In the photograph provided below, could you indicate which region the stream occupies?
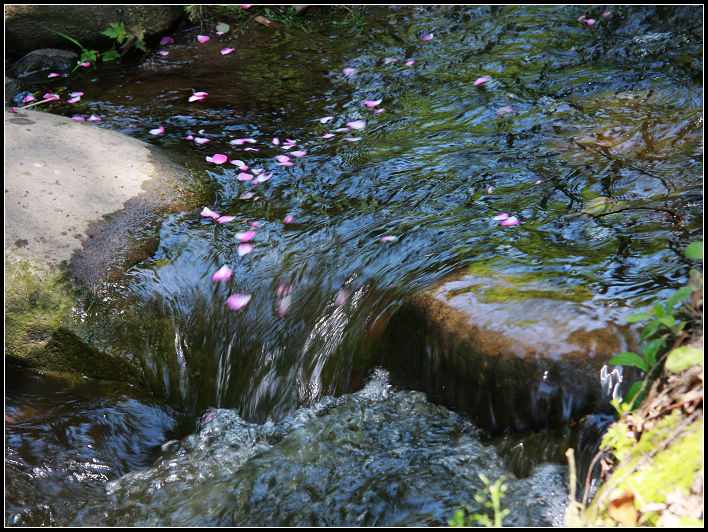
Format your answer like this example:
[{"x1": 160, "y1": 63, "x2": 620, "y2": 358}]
[{"x1": 5, "y1": 5, "x2": 703, "y2": 526}]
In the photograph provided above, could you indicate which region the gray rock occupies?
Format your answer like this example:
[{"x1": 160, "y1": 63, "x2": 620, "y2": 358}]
[
  {"x1": 5, "y1": 107, "x2": 206, "y2": 387},
  {"x1": 377, "y1": 270, "x2": 640, "y2": 434},
  {"x1": 6, "y1": 48, "x2": 79, "y2": 79},
  {"x1": 5, "y1": 5, "x2": 184, "y2": 57}
]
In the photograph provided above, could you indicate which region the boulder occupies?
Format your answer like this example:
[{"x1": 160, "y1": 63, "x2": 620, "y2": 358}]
[
  {"x1": 5, "y1": 5, "x2": 185, "y2": 57},
  {"x1": 377, "y1": 270, "x2": 640, "y2": 434},
  {"x1": 5, "y1": 107, "x2": 207, "y2": 387},
  {"x1": 6, "y1": 48, "x2": 79, "y2": 80}
]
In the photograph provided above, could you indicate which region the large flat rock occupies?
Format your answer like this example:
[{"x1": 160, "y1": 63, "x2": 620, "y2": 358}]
[
  {"x1": 5, "y1": 106, "x2": 204, "y2": 384},
  {"x1": 378, "y1": 270, "x2": 641, "y2": 433}
]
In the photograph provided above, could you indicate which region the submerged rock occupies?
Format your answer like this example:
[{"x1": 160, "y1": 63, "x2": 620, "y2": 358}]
[{"x1": 378, "y1": 269, "x2": 640, "y2": 433}]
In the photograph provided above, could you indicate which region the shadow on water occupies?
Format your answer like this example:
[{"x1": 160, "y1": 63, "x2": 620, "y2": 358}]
[{"x1": 5, "y1": 5, "x2": 702, "y2": 526}]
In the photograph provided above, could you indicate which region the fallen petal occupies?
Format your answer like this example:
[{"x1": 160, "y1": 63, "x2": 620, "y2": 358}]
[
  {"x1": 346, "y1": 120, "x2": 366, "y2": 130},
  {"x1": 496, "y1": 105, "x2": 514, "y2": 115},
  {"x1": 276, "y1": 284, "x2": 293, "y2": 296},
  {"x1": 209, "y1": 154, "x2": 228, "y2": 164},
  {"x1": 71, "y1": 116, "x2": 84, "y2": 121},
  {"x1": 364, "y1": 99, "x2": 382, "y2": 108},
  {"x1": 473, "y1": 75, "x2": 491, "y2": 86},
  {"x1": 380, "y1": 235, "x2": 398, "y2": 242},
  {"x1": 217, "y1": 215, "x2": 235, "y2": 223},
  {"x1": 254, "y1": 172, "x2": 272, "y2": 184},
  {"x1": 493, "y1": 213, "x2": 510, "y2": 221},
  {"x1": 197, "y1": 35, "x2": 210, "y2": 43},
  {"x1": 374, "y1": 108, "x2": 385, "y2": 114},
  {"x1": 234, "y1": 243, "x2": 253, "y2": 258},
  {"x1": 321, "y1": 133, "x2": 335, "y2": 138},
  {"x1": 244, "y1": 147, "x2": 259, "y2": 151},
  {"x1": 405, "y1": 59, "x2": 416, "y2": 66},
  {"x1": 275, "y1": 155, "x2": 291, "y2": 163},
  {"x1": 87, "y1": 114, "x2": 102, "y2": 121},
  {"x1": 584, "y1": 18, "x2": 596, "y2": 25},
  {"x1": 226, "y1": 294, "x2": 251, "y2": 311},
  {"x1": 283, "y1": 215, "x2": 294, "y2": 224},
  {"x1": 212, "y1": 265, "x2": 232, "y2": 281},
  {"x1": 290, "y1": 150, "x2": 307, "y2": 157},
  {"x1": 239, "y1": 192, "x2": 255, "y2": 200},
  {"x1": 67, "y1": 97, "x2": 81, "y2": 104},
  {"x1": 69, "y1": 91, "x2": 84, "y2": 98},
  {"x1": 80, "y1": 62, "x2": 91, "y2": 67},
  {"x1": 384, "y1": 57, "x2": 399, "y2": 64},
  {"x1": 487, "y1": 186, "x2": 494, "y2": 194},
  {"x1": 602, "y1": 10, "x2": 612, "y2": 16},
  {"x1": 535, "y1": 180, "x2": 541, "y2": 185},
  {"x1": 185, "y1": 134, "x2": 194, "y2": 140},
  {"x1": 343, "y1": 137, "x2": 361, "y2": 142},
  {"x1": 272, "y1": 137, "x2": 280, "y2": 145},
  {"x1": 278, "y1": 295, "x2": 292, "y2": 316},
  {"x1": 334, "y1": 289, "x2": 349, "y2": 306},
  {"x1": 160, "y1": 36, "x2": 175, "y2": 45},
  {"x1": 236, "y1": 230, "x2": 256, "y2": 242},
  {"x1": 500, "y1": 216, "x2": 520, "y2": 226},
  {"x1": 48, "y1": 72, "x2": 60, "y2": 78},
  {"x1": 149, "y1": 126, "x2": 165, "y2": 135},
  {"x1": 422, "y1": 33, "x2": 434, "y2": 41},
  {"x1": 238, "y1": 172, "x2": 254, "y2": 181},
  {"x1": 194, "y1": 137, "x2": 211, "y2": 144},
  {"x1": 22, "y1": 94, "x2": 36, "y2": 103},
  {"x1": 278, "y1": 161, "x2": 295, "y2": 166},
  {"x1": 220, "y1": 47, "x2": 235, "y2": 55},
  {"x1": 319, "y1": 116, "x2": 335, "y2": 123},
  {"x1": 201, "y1": 207, "x2": 220, "y2": 219},
  {"x1": 335, "y1": 127, "x2": 350, "y2": 133},
  {"x1": 342, "y1": 67, "x2": 357, "y2": 76},
  {"x1": 156, "y1": 51, "x2": 169, "y2": 56},
  {"x1": 43, "y1": 93, "x2": 60, "y2": 100}
]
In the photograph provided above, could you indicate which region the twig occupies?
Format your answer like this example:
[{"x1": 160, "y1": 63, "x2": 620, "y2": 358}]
[{"x1": 15, "y1": 97, "x2": 60, "y2": 110}]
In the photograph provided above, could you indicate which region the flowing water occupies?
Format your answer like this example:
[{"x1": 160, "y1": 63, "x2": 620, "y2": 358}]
[{"x1": 5, "y1": 5, "x2": 703, "y2": 526}]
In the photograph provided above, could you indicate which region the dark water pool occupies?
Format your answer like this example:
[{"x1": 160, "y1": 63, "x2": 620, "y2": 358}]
[{"x1": 5, "y1": 5, "x2": 702, "y2": 526}]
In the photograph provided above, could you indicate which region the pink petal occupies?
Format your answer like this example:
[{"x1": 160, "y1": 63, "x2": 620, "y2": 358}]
[
  {"x1": 373, "y1": 109, "x2": 385, "y2": 114},
  {"x1": 87, "y1": 114, "x2": 102, "y2": 121},
  {"x1": 80, "y1": 62, "x2": 91, "y2": 67},
  {"x1": 10, "y1": 107, "x2": 18, "y2": 113},
  {"x1": 149, "y1": 126, "x2": 165, "y2": 135},
  {"x1": 577, "y1": 14, "x2": 587, "y2": 21},
  {"x1": 535, "y1": 180, "x2": 541, "y2": 185},
  {"x1": 275, "y1": 155, "x2": 291, "y2": 163},
  {"x1": 67, "y1": 97, "x2": 81, "y2": 104},
  {"x1": 276, "y1": 284, "x2": 293, "y2": 296},
  {"x1": 384, "y1": 57, "x2": 399, "y2": 64},
  {"x1": 283, "y1": 215, "x2": 294, "y2": 224},
  {"x1": 346, "y1": 120, "x2": 366, "y2": 130},
  {"x1": 334, "y1": 289, "x2": 349, "y2": 306},
  {"x1": 22, "y1": 94, "x2": 36, "y2": 103},
  {"x1": 278, "y1": 295, "x2": 292, "y2": 316},
  {"x1": 238, "y1": 244, "x2": 254, "y2": 256},
  {"x1": 584, "y1": 19, "x2": 596, "y2": 25},
  {"x1": 254, "y1": 172, "x2": 273, "y2": 184},
  {"x1": 197, "y1": 35, "x2": 210, "y2": 43},
  {"x1": 290, "y1": 150, "x2": 307, "y2": 157},
  {"x1": 422, "y1": 33, "x2": 434, "y2": 41},
  {"x1": 342, "y1": 67, "x2": 357, "y2": 76},
  {"x1": 250, "y1": 221, "x2": 262, "y2": 228},
  {"x1": 185, "y1": 134, "x2": 194, "y2": 140},
  {"x1": 405, "y1": 60, "x2": 416, "y2": 66},
  {"x1": 231, "y1": 159, "x2": 247, "y2": 169},
  {"x1": 492, "y1": 213, "x2": 510, "y2": 221},
  {"x1": 319, "y1": 116, "x2": 335, "y2": 124},
  {"x1": 48, "y1": 72, "x2": 60, "y2": 78},
  {"x1": 238, "y1": 172, "x2": 254, "y2": 181},
  {"x1": 212, "y1": 265, "x2": 232, "y2": 281},
  {"x1": 226, "y1": 294, "x2": 251, "y2": 311},
  {"x1": 157, "y1": 51, "x2": 169, "y2": 56},
  {"x1": 240, "y1": 192, "x2": 255, "y2": 200},
  {"x1": 189, "y1": 94, "x2": 205, "y2": 102},
  {"x1": 194, "y1": 137, "x2": 210, "y2": 144},
  {"x1": 500, "y1": 216, "x2": 520, "y2": 226},
  {"x1": 487, "y1": 186, "x2": 494, "y2": 194},
  {"x1": 217, "y1": 215, "x2": 235, "y2": 223},
  {"x1": 272, "y1": 137, "x2": 280, "y2": 145},
  {"x1": 244, "y1": 147, "x2": 259, "y2": 151},
  {"x1": 209, "y1": 154, "x2": 228, "y2": 164},
  {"x1": 69, "y1": 92, "x2": 84, "y2": 98},
  {"x1": 278, "y1": 161, "x2": 295, "y2": 166},
  {"x1": 364, "y1": 99, "x2": 382, "y2": 108},
  {"x1": 236, "y1": 230, "x2": 256, "y2": 242},
  {"x1": 602, "y1": 10, "x2": 612, "y2": 16},
  {"x1": 495, "y1": 106, "x2": 513, "y2": 116},
  {"x1": 43, "y1": 93, "x2": 60, "y2": 100},
  {"x1": 71, "y1": 116, "x2": 84, "y2": 121},
  {"x1": 160, "y1": 36, "x2": 175, "y2": 45},
  {"x1": 220, "y1": 47, "x2": 235, "y2": 55},
  {"x1": 201, "y1": 207, "x2": 220, "y2": 219},
  {"x1": 473, "y1": 75, "x2": 491, "y2": 86},
  {"x1": 321, "y1": 133, "x2": 335, "y2": 139},
  {"x1": 241, "y1": 4, "x2": 252, "y2": 8},
  {"x1": 335, "y1": 127, "x2": 350, "y2": 133},
  {"x1": 343, "y1": 137, "x2": 361, "y2": 142},
  {"x1": 380, "y1": 235, "x2": 397, "y2": 242}
]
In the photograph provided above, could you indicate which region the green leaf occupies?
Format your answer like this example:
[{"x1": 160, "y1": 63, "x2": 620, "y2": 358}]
[
  {"x1": 643, "y1": 336, "x2": 667, "y2": 367},
  {"x1": 665, "y1": 286, "x2": 693, "y2": 309},
  {"x1": 44, "y1": 26, "x2": 87, "y2": 52},
  {"x1": 623, "y1": 381, "x2": 644, "y2": 408},
  {"x1": 688, "y1": 269, "x2": 703, "y2": 291},
  {"x1": 652, "y1": 302, "x2": 664, "y2": 318},
  {"x1": 658, "y1": 314, "x2": 676, "y2": 328},
  {"x1": 684, "y1": 241, "x2": 703, "y2": 260},
  {"x1": 665, "y1": 346, "x2": 703, "y2": 372},
  {"x1": 625, "y1": 311, "x2": 652, "y2": 323},
  {"x1": 640, "y1": 319, "x2": 662, "y2": 341},
  {"x1": 102, "y1": 49, "x2": 120, "y2": 62},
  {"x1": 609, "y1": 352, "x2": 648, "y2": 372},
  {"x1": 101, "y1": 22, "x2": 127, "y2": 40}
]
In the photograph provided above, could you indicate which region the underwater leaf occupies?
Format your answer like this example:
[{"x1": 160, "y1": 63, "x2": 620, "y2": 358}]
[
  {"x1": 684, "y1": 241, "x2": 703, "y2": 260},
  {"x1": 665, "y1": 346, "x2": 703, "y2": 372},
  {"x1": 581, "y1": 196, "x2": 625, "y2": 215},
  {"x1": 608, "y1": 352, "x2": 648, "y2": 372}
]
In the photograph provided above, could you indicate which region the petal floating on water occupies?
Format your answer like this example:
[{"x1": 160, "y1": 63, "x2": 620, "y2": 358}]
[
  {"x1": 283, "y1": 215, "x2": 294, "y2": 223},
  {"x1": 343, "y1": 137, "x2": 361, "y2": 142},
  {"x1": 236, "y1": 230, "x2": 256, "y2": 242},
  {"x1": 160, "y1": 36, "x2": 175, "y2": 45},
  {"x1": 346, "y1": 120, "x2": 366, "y2": 130},
  {"x1": 156, "y1": 51, "x2": 169, "y2": 56},
  {"x1": 380, "y1": 235, "x2": 398, "y2": 242},
  {"x1": 405, "y1": 59, "x2": 416, "y2": 66},
  {"x1": 197, "y1": 35, "x2": 210, "y2": 43},
  {"x1": 319, "y1": 116, "x2": 335, "y2": 123},
  {"x1": 487, "y1": 186, "x2": 494, "y2": 194},
  {"x1": 493, "y1": 213, "x2": 510, "y2": 221},
  {"x1": 278, "y1": 295, "x2": 292, "y2": 316},
  {"x1": 342, "y1": 67, "x2": 357, "y2": 76},
  {"x1": 321, "y1": 133, "x2": 335, "y2": 138},
  {"x1": 275, "y1": 155, "x2": 291, "y2": 163},
  {"x1": 500, "y1": 216, "x2": 520, "y2": 226},
  {"x1": 238, "y1": 172, "x2": 254, "y2": 181},
  {"x1": 209, "y1": 153, "x2": 228, "y2": 164},
  {"x1": 87, "y1": 114, "x2": 102, "y2": 121},
  {"x1": 364, "y1": 99, "x2": 382, "y2": 108},
  {"x1": 217, "y1": 215, "x2": 235, "y2": 223},
  {"x1": 212, "y1": 265, "x2": 232, "y2": 281},
  {"x1": 473, "y1": 75, "x2": 492, "y2": 86},
  {"x1": 149, "y1": 126, "x2": 165, "y2": 135},
  {"x1": 226, "y1": 294, "x2": 251, "y2": 310},
  {"x1": 290, "y1": 150, "x2": 307, "y2": 157},
  {"x1": 422, "y1": 33, "x2": 434, "y2": 41},
  {"x1": 201, "y1": 207, "x2": 220, "y2": 219},
  {"x1": 238, "y1": 244, "x2": 254, "y2": 256},
  {"x1": 220, "y1": 47, "x2": 235, "y2": 55},
  {"x1": 48, "y1": 72, "x2": 60, "y2": 78}
]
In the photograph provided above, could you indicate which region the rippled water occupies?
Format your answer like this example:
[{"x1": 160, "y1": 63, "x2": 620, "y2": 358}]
[{"x1": 6, "y1": 5, "x2": 703, "y2": 527}]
